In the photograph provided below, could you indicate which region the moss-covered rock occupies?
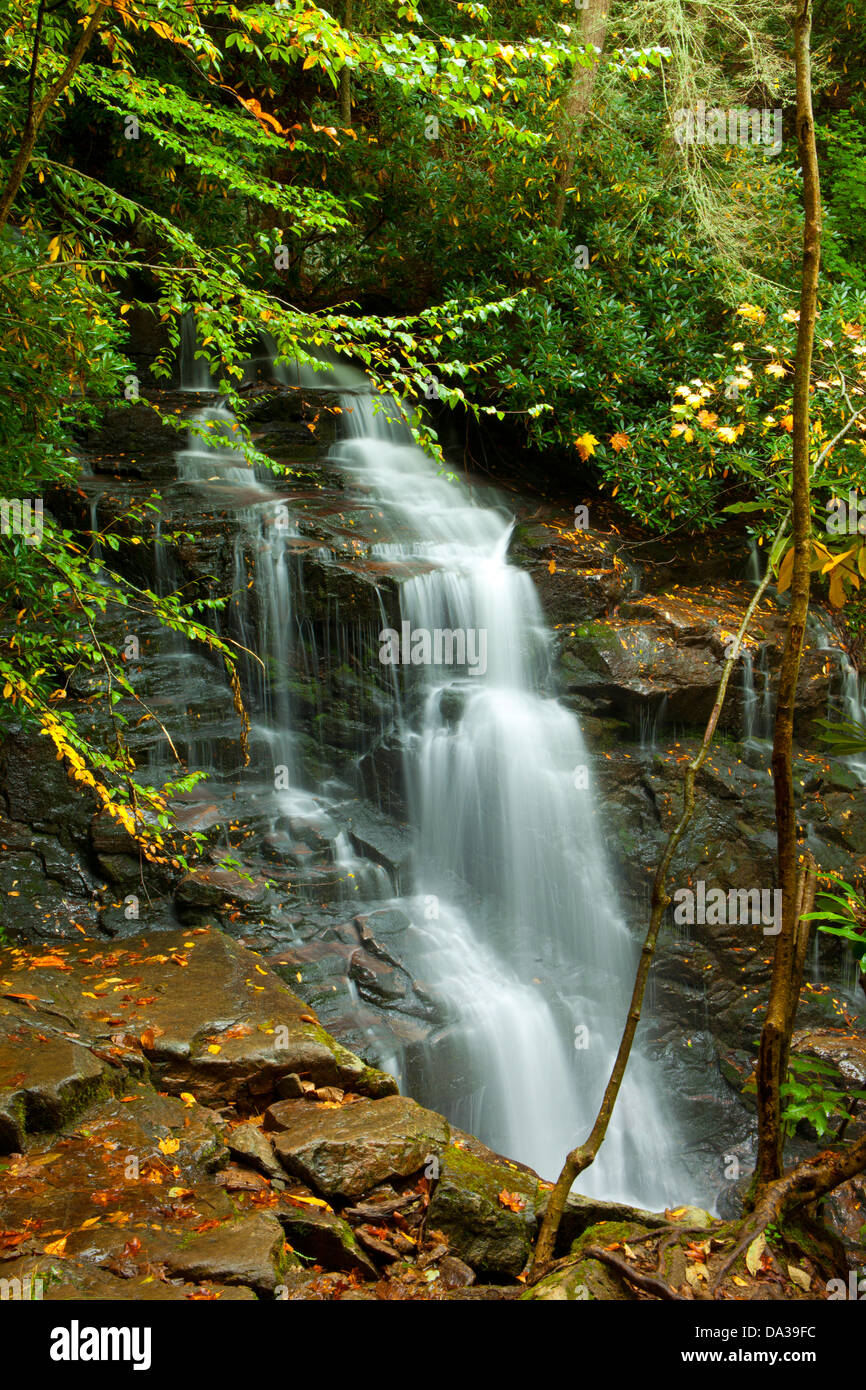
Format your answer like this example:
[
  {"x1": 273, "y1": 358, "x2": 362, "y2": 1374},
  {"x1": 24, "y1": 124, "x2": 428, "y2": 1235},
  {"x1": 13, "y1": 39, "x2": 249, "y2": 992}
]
[{"x1": 425, "y1": 1142, "x2": 543, "y2": 1279}]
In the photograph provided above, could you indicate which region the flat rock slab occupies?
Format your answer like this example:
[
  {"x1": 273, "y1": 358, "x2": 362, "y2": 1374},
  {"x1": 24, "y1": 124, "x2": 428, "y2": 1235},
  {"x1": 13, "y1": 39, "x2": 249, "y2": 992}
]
[
  {"x1": 0, "y1": 1253, "x2": 258, "y2": 1301},
  {"x1": 0, "y1": 1083, "x2": 290, "y2": 1298},
  {"x1": 267, "y1": 1095, "x2": 450, "y2": 1200},
  {"x1": 160, "y1": 1213, "x2": 286, "y2": 1294},
  {"x1": 0, "y1": 1022, "x2": 111, "y2": 1152},
  {"x1": 0, "y1": 927, "x2": 396, "y2": 1141}
]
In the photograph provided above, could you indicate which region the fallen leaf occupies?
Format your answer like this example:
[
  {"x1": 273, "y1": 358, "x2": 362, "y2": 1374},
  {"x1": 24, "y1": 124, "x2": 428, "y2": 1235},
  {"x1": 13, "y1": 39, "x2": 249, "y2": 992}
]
[
  {"x1": 43, "y1": 1236, "x2": 67, "y2": 1255},
  {"x1": 498, "y1": 1189, "x2": 526, "y2": 1213},
  {"x1": 745, "y1": 1232, "x2": 766, "y2": 1276},
  {"x1": 158, "y1": 1138, "x2": 180, "y2": 1156},
  {"x1": 0, "y1": 1231, "x2": 29, "y2": 1250},
  {"x1": 788, "y1": 1264, "x2": 811, "y2": 1291},
  {"x1": 221, "y1": 1023, "x2": 252, "y2": 1040},
  {"x1": 283, "y1": 1194, "x2": 332, "y2": 1211}
]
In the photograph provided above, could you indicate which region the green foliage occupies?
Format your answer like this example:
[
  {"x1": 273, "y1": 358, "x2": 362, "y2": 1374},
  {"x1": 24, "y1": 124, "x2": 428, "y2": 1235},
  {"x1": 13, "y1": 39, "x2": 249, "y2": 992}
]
[
  {"x1": 0, "y1": 0, "x2": 864, "y2": 849},
  {"x1": 802, "y1": 874, "x2": 866, "y2": 976},
  {"x1": 780, "y1": 1054, "x2": 866, "y2": 1141},
  {"x1": 821, "y1": 107, "x2": 866, "y2": 289}
]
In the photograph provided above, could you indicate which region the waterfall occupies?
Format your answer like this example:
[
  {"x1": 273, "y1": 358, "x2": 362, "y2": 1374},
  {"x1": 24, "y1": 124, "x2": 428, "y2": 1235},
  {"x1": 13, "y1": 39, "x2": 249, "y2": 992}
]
[
  {"x1": 166, "y1": 330, "x2": 691, "y2": 1204},
  {"x1": 837, "y1": 655, "x2": 866, "y2": 785},
  {"x1": 179, "y1": 312, "x2": 214, "y2": 392},
  {"x1": 330, "y1": 393, "x2": 687, "y2": 1202},
  {"x1": 741, "y1": 647, "x2": 773, "y2": 748}
]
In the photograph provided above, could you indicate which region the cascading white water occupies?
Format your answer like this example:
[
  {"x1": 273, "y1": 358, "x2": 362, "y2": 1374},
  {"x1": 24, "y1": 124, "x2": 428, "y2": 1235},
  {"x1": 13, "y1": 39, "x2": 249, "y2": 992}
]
[
  {"x1": 169, "y1": 321, "x2": 690, "y2": 1203},
  {"x1": 741, "y1": 646, "x2": 773, "y2": 748},
  {"x1": 837, "y1": 655, "x2": 866, "y2": 784},
  {"x1": 175, "y1": 332, "x2": 298, "y2": 774},
  {"x1": 179, "y1": 313, "x2": 214, "y2": 392},
  {"x1": 332, "y1": 395, "x2": 688, "y2": 1202}
]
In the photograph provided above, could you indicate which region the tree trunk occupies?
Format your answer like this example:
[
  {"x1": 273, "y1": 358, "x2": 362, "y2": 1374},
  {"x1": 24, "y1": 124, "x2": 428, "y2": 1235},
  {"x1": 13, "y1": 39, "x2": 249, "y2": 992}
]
[
  {"x1": 0, "y1": 2, "x2": 107, "y2": 232},
  {"x1": 754, "y1": 0, "x2": 822, "y2": 1191},
  {"x1": 340, "y1": 0, "x2": 354, "y2": 129},
  {"x1": 552, "y1": 0, "x2": 610, "y2": 230}
]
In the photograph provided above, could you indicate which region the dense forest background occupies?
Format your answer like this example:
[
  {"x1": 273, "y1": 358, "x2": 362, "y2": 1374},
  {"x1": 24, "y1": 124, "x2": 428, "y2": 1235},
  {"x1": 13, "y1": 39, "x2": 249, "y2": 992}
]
[{"x1": 1, "y1": 0, "x2": 865, "y2": 854}]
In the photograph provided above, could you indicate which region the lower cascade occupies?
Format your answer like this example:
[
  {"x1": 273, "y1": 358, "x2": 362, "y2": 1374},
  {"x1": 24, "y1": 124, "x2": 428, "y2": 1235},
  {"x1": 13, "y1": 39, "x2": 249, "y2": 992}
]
[{"x1": 172, "y1": 346, "x2": 693, "y2": 1207}]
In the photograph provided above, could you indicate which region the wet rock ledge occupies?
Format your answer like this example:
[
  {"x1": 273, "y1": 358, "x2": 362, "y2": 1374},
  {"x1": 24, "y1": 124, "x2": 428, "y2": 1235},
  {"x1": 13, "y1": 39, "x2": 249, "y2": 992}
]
[
  {"x1": 1, "y1": 926, "x2": 850, "y2": 1301},
  {"x1": 0, "y1": 926, "x2": 555, "y2": 1299}
]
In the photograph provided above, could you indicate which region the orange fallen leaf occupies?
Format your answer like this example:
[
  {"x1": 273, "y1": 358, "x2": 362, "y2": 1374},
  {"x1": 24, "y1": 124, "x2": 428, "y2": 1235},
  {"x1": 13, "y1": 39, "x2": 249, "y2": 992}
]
[
  {"x1": 43, "y1": 1236, "x2": 67, "y2": 1256},
  {"x1": 0, "y1": 1232, "x2": 29, "y2": 1250},
  {"x1": 498, "y1": 1190, "x2": 526, "y2": 1213},
  {"x1": 220, "y1": 1023, "x2": 252, "y2": 1040}
]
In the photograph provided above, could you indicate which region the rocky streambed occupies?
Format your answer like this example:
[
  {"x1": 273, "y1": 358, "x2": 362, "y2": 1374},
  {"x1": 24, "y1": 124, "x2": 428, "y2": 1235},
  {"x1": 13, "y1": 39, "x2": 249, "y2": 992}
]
[{"x1": 0, "y1": 925, "x2": 846, "y2": 1300}]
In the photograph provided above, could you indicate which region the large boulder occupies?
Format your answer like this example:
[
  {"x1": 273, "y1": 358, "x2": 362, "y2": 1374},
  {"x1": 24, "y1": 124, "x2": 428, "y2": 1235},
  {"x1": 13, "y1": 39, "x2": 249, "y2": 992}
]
[
  {"x1": 265, "y1": 1094, "x2": 450, "y2": 1200},
  {"x1": 425, "y1": 1142, "x2": 544, "y2": 1279}
]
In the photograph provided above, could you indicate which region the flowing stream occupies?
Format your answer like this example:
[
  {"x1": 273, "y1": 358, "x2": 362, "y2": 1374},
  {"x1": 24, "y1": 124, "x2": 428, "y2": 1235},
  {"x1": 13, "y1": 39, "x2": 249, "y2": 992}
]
[{"x1": 171, "y1": 332, "x2": 690, "y2": 1205}]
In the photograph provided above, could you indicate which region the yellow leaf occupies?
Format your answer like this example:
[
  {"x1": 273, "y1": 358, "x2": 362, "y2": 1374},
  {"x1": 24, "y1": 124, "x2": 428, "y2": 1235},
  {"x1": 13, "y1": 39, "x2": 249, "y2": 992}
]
[
  {"x1": 829, "y1": 567, "x2": 847, "y2": 607},
  {"x1": 820, "y1": 546, "x2": 855, "y2": 574},
  {"x1": 285, "y1": 1194, "x2": 332, "y2": 1211},
  {"x1": 787, "y1": 1264, "x2": 811, "y2": 1291},
  {"x1": 776, "y1": 546, "x2": 795, "y2": 594},
  {"x1": 745, "y1": 1232, "x2": 766, "y2": 1275},
  {"x1": 575, "y1": 432, "x2": 599, "y2": 461},
  {"x1": 180, "y1": 1092, "x2": 196, "y2": 1108},
  {"x1": 609, "y1": 432, "x2": 629, "y2": 452},
  {"x1": 548, "y1": 559, "x2": 556, "y2": 574},
  {"x1": 43, "y1": 1236, "x2": 67, "y2": 1255},
  {"x1": 303, "y1": 53, "x2": 317, "y2": 69},
  {"x1": 207, "y1": 1044, "x2": 221, "y2": 1054},
  {"x1": 158, "y1": 1138, "x2": 180, "y2": 1155}
]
